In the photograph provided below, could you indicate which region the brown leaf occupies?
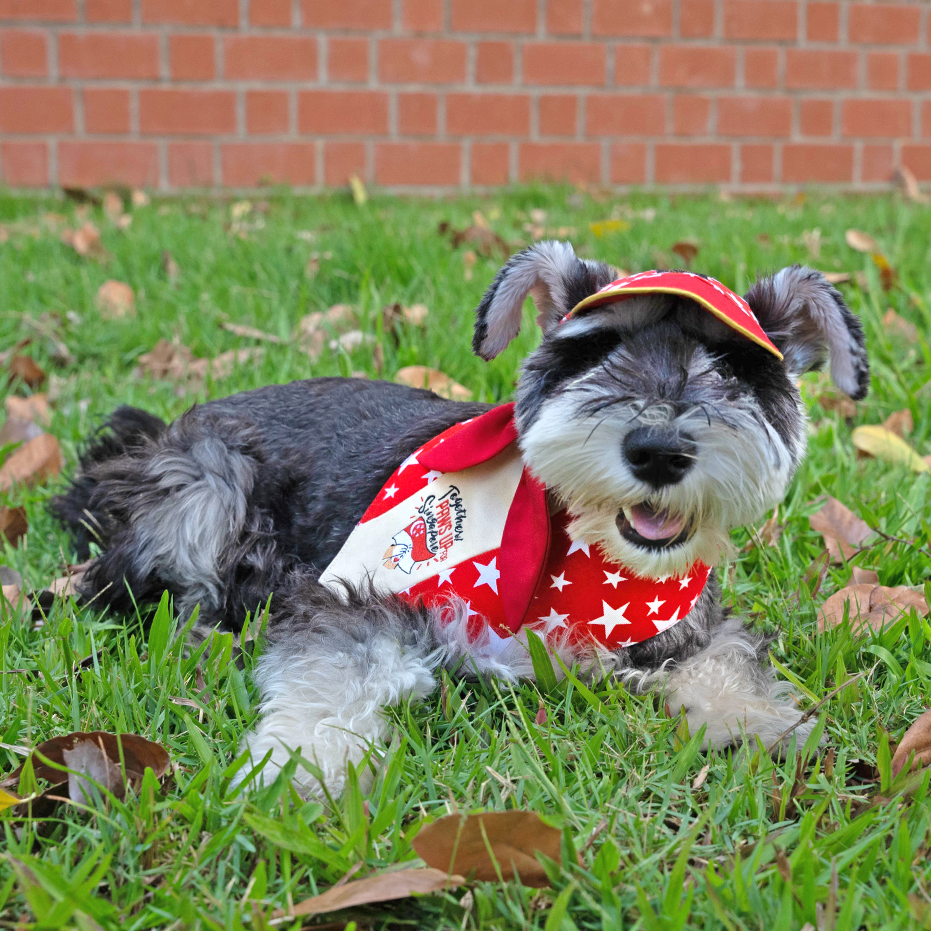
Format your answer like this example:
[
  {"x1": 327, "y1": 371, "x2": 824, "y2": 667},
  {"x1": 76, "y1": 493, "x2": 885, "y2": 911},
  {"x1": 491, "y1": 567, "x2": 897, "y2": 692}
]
[
  {"x1": 822, "y1": 272, "x2": 852, "y2": 285},
  {"x1": 845, "y1": 229, "x2": 880, "y2": 253},
  {"x1": 131, "y1": 189, "x2": 150, "y2": 208},
  {"x1": 102, "y1": 191, "x2": 123, "y2": 220},
  {"x1": 882, "y1": 409, "x2": 913, "y2": 439},
  {"x1": 462, "y1": 249, "x2": 477, "y2": 280},
  {"x1": 850, "y1": 567, "x2": 879, "y2": 586},
  {"x1": 7, "y1": 355, "x2": 47, "y2": 389},
  {"x1": 891, "y1": 709, "x2": 931, "y2": 778},
  {"x1": 297, "y1": 304, "x2": 358, "y2": 356},
  {"x1": 413, "y1": 810, "x2": 562, "y2": 886},
  {"x1": 671, "y1": 241, "x2": 699, "y2": 267},
  {"x1": 330, "y1": 330, "x2": 376, "y2": 353},
  {"x1": 852, "y1": 425, "x2": 928, "y2": 473},
  {"x1": 893, "y1": 165, "x2": 929, "y2": 204},
  {"x1": 6, "y1": 393, "x2": 50, "y2": 425},
  {"x1": 882, "y1": 309, "x2": 920, "y2": 342},
  {"x1": 274, "y1": 867, "x2": 463, "y2": 919},
  {"x1": 872, "y1": 253, "x2": 897, "y2": 292},
  {"x1": 95, "y1": 280, "x2": 135, "y2": 319},
  {"x1": 0, "y1": 416, "x2": 43, "y2": 447},
  {"x1": 64, "y1": 740, "x2": 124, "y2": 807},
  {"x1": 136, "y1": 339, "x2": 196, "y2": 380},
  {"x1": 439, "y1": 221, "x2": 511, "y2": 259},
  {"x1": 0, "y1": 434, "x2": 62, "y2": 493},
  {"x1": 205, "y1": 348, "x2": 264, "y2": 380},
  {"x1": 395, "y1": 366, "x2": 472, "y2": 401},
  {"x1": 817, "y1": 392, "x2": 857, "y2": 418},
  {"x1": 818, "y1": 583, "x2": 928, "y2": 634},
  {"x1": 220, "y1": 322, "x2": 283, "y2": 344},
  {"x1": 162, "y1": 250, "x2": 181, "y2": 282},
  {"x1": 0, "y1": 507, "x2": 28, "y2": 546},
  {"x1": 755, "y1": 507, "x2": 783, "y2": 548},
  {"x1": 809, "y1": 497, "x2": 872, "y2": 562},
  {"x1": 61, "y1": 221, "x2": 111, "y2": 261}
]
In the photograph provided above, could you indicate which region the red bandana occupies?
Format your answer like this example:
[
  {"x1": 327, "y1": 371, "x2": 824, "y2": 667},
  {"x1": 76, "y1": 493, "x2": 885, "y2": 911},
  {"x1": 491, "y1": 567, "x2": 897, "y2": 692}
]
[
  {"x1": 565, "y1": 269, "x2": 783, "y2": 359},
  {"x1": 319, "y1": 405, "x2": 710, "y2": 649}
]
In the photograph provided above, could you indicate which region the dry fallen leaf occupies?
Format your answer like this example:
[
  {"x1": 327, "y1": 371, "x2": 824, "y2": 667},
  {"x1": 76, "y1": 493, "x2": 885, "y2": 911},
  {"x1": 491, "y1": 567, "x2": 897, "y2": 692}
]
[
  {"x1": 462, "y1": 249, "x2": 477, "y2": 280},
  {"x1": 102, "y1": 191, "x2": 123, "y2": 219},
  {"x1": 893, "y1": 166, "x2": 929, "y2": 205},
  {"x1": 809, "y1": 497, "x2": 872, "y2": 562},
  {"x1": 95, "y1": 280, "x2": 135, "y2": 319},
  {"x1": 671, "y1": 241, "x2": 699, "y2": 266},
  {"x1": 0, "y1": 506, "x2": 28, "y2": 546},
  {"x1": 396, "y1": 366, "x2": 472, "y2": 401},
  {"x1": 818, "y1": 583, "x2": 928, "y2": 634},
  {"x1": 61, "y1": 222, "x2": 111, "y2": 261},
  {"x1": 0, "y1": 434, "x2": 62, "y2": 493},
  {"x1": 822, "y1": 272, "x2": 853, "y2": 285},
  {"x1": 882, "y1": 409, "x2": 914, "y2": 439},
  {"x1": 754, "y1": 507, "x2": 783, "y2": 548},
  {"x1": 0, "y1": 416, "x2": 43, "y2": 447},
  {"x1": 220, "y1": 322, "x2": 283, "y2": 344},
  {"x1": 330, "y1": 330, "x2": 375, "y2": 353},
  {"x1": 64, "y1": 740, "x2": 124, "y2": 807},
  {"x1": 817, "y1": 392, "x2": 857, "y2": 418},
  {"x1": 413, "y1": 811, "x2": 562, "y2": 887},
  {"x1": 438, "y1": 221, "x2": 511, "y2": 259},
  {"x1": 162, "y1": 250, "x2": 181, "y2": 283},
  {"x1": 136, "y1": 340, "x2": 262, "y2": 385},
  {"x1": 845, "y1": 229, "x2": 880, "y2": 253},
  {"x1": 852, "y1": 425, "x2": 929, "y2": 473},
  {"x1": 7, "y1": 355, "x2": 47, "y2": 390},
  {"x1": 891, "y1": 709, "x2": 931, "y2": 778},
  {"x1": 131, "y1": 189, "x2": 150, "y2": 208},
  {"x1": 349, "y1": 174, "x2": 368, "y2": 206},
  {"x1": 850, "y1": 567, "x2": 880, "y2": 586},
  {"x1": 589, "y1": 219, "x2": 631, "y2": 238},
  {"x1": 273, "y1": 868, "x2": 463, "y2": 919},
  {"x1": 205, "y1": 348, "x2": 263, "y2": 380},
  {"x1": 882, "y1": 309, "x2": 920, "y2": 342},
  {"x1": 6, "y1": 393, "x2": 51, "y2": 425}
]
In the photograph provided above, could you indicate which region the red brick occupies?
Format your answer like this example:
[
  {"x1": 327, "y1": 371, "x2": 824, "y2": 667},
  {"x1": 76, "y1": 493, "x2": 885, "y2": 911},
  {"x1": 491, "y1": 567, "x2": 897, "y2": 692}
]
[
  {"x1": 475, "y1": 42, "x2": 513, "y2": 83},
  {"x1": 224, "y1": 36, "x2": 318, "y2": 80},
  {"x1": 170, "y1": 34, "x2": 215, "y2": 80},
  {"x1": 302, "y1": 0, "x2": 391, "y2": 30},
  {"x1": 140, "y1": 89, "x2": 236, "y2": 135},
  {"x1": 924, "y1": 101, "x2": 931, "y2": 137},
  {"x1": 586, "y1": 93, "x2": 665, "y2": 135},
  {"x1": 901, "y1": 145, "x2": 931, "y2": 180},
  {"x1": 867, "y1": 52, "x2": 900, "y2": 91},
  {"x1": 447, "y1": 93, "x2": 531, "y2": 136},
  {"x1": 471, "y1": 142, "x2": 509, "y2": 185},
  {"x1": 848, "y1": 4, "x2": 919, "y2": 45},
  {"x1": 298, "y1": 90, "x2": 388, "y2": 135},
  {"x1": 842, "y1": 99, "x2": 911, "y2": 138},
  {"x1": 659, "y1": 46, "x2": 736, "y2": 87},
  {"x1": 862, "y1": 144, "x2": 893, "y2": 182},
  {"x1": 1, "y1": 141, "x2": 48, "y2": 186},
  {"x1": 540, "y1": 95, "x2": 577, "y2": 136},
  {"x1": 799, "y1": 98, "x2": 833, "y2": 136},
  {"x1": 168, "y1": 141, "x2": 214, "y2": 187},
  {"x1": 0, "y1": 0, "x2": 75, "y2": 20},
  {"x1": 614, "y1": 45, "x2": 652, "y2": 85},
  {"x1": 592, "y1": 0, "x2": 672, "y2": 37},
  {"x1": 246, "y1": 90, "x2": 289, "y2": 134},
  {"x1": 142, "y1": 0, "x2": 238, "y2": 25},
  {"x1": 907, "y1": 54, "x2": 931, "y2": 91},
  {"x1": 785, "y1": 50, "x2": 856, "y2": 89},
  {"x1": 84, "y1": 87, "x2": 130, "y2": 133},
  {"x1": 222, "y1": 143, "x2": 317, "y2": 186},
  {"x1": 379, "y1": 39, "x2": 467, "y2": 84},
  {"x1": 0, "y1": 86, "x2": 72, "y2": 133},
  {"x1": 375, "y1": 142, "x2": 461, "y2": 185},
  {"x1": 86, "y1": 0, "x2": 132, "y2": 20},
  {"x1": 59, "y1": 33, "x2": 160, "y2": 79},
  {"x1": 740, "y1": 143, "x2": 773, "y2": 183},
  {"x1": 718, "y1": 96, "x2": 791, "y2": 137},
  {"x1": 547, "y1": 0, "x2": 583, "y2": 35},
  {"x1": 523, "y1": 43, "x2": 606, "y2": 86},
  {"x1": 681, "y1": 0, "x2": 714, "y2": 37},
  {"x1": 328, "y1": 37, "x2": 368, "y2": 82},
  {"x1": 744, "y1": 48, "x2": 779, "y2": 88},
  {"x1": 673, "y1": 95, "x2": 710, "y2": 134},
  {"x1": 403, "y1": 0, "x2": 442, "y2": 31},
  {"x1": 250, "y1": 0, "x2": 291, "y2": 26},
  {"x1": 451, "y1": 0, "x2": 535, "y2": 34},
  {"x1": 723, "y1": 0, "x2": 796, "y2": 40},
  {"x1": 782, "y1": 144, "x2": 853, "y2": 182},
  {"x1": 324, "y1": 141, "x2": 365, "y2": 185},
  {"x1": 0, "y1": 29, "x2": 47, "y2": 77},
  {"x1": 610, "y1": 142, "x2": 646, "y2": 182},
  {"x1": 806, "y1": 2, "x2": 839, "y2": 42},
  {"x1": 59, "y1": 141, "x2": 158, "y2": 187},
  {"x1": 655, "y1": 143, "x2": 731, "y2": 182},
  {"x1": 398, "y1": 92, "x2": 437, "y2": 134},
  {"x1": 519, "y1": 142, "x2": 601, "y2": 182}
]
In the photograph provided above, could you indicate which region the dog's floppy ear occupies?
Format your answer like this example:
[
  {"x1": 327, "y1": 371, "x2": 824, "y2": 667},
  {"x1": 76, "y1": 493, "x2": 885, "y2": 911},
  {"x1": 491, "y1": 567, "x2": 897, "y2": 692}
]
[
  {"x1": 744, "y1": 265, "x2": 869, "y2": 400},
  {"x1": 472, "y1": 241, "x2": 614, "y2": 360}
]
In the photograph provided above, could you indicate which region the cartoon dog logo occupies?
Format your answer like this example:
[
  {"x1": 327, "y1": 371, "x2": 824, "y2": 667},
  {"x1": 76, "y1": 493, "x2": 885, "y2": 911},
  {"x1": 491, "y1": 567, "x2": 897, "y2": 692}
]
[{"x1": 383, "y1": 517, "x2": 437, "y2": 574}]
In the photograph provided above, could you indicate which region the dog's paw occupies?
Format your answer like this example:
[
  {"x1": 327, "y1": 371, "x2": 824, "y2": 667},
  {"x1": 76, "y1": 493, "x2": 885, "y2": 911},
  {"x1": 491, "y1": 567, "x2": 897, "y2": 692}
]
[{"x1": 689, "y1": 699, "x2": 815, "y2": 755}]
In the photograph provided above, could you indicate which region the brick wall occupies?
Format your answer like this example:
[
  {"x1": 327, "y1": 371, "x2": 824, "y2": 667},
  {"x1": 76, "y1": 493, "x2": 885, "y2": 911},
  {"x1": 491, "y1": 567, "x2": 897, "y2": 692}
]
[{"x1": 0, "y1": 0, "x2": 929, "y2": 191}]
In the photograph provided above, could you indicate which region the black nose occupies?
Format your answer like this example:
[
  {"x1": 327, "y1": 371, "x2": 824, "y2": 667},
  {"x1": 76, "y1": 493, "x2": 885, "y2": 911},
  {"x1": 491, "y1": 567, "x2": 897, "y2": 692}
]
[{"x1": 623, "y1": 427, "x2": 696, "y2": 487}]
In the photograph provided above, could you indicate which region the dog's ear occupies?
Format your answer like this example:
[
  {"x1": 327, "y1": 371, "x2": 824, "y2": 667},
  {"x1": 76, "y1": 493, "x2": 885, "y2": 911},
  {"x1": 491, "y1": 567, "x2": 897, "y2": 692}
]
[
  {"x1": 744, "y1": 265, "x2": 869, "y2": 400},
  {"x1": 472, "y1": 241, "x2": 614, "y2": 360}
]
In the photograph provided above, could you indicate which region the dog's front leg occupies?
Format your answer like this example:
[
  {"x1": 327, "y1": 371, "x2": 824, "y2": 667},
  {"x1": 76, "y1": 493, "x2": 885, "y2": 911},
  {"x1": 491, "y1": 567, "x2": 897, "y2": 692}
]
[{"x1": 660, "y1": 618, "x2": 814, "y2": 752}]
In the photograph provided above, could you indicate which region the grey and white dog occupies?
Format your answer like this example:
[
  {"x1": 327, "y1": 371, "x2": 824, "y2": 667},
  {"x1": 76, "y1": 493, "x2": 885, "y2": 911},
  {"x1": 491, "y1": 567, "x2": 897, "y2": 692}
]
[{"x1": 53, "y1": 241, "x2": 869, "y2": 797}]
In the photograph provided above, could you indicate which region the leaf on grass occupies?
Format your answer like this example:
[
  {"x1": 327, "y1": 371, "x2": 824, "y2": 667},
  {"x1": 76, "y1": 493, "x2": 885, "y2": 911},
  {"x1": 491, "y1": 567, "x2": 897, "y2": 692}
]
[
  {"x1": 893, "y1": 166, "x2": 929, "y2": 205},
  {"x1": 852, "y1": 425, "x2": 929, "y2": 473},
  {"x1": 382, "y1": 303, "x2": 429, "y2": 339},
  {"x1": 220, "y1": 322, "x2": 283, "y2": 344},
  {"x1": 891, "y1": 710, "x2": 931, "y2": 778},
  {"x1": 395, "y1": 366, "x2": 472, "y2": 401},
  {"x1": 131, "y1": 189, "x2": 150, "y2": 208},
  {"x1": 818, "y1": 583, "x2": 928, "y2": 634},
  {"x1": 0, "y1": 416, "x2": 43, "y2": 447},
  {"x1": 753, "y1": 507, "x2": 783, "y2": 548},
  {"x1": 671, "y1": 241, "x2": 699, "y2": 266},
  {"x1": 845, "y1": 229, "x2": 880, "y2": 253},
  {"x1": 850, "y1": 567, "x2": 879, "y2": 585},
  {"x1": 95, "y1": 280, "x2": 135, "y2": 319},
  {"x1": 438, "y1": 221, "x2": 511, "y2": 260},
  {"x1": 589, "y1": 219, "x2": 631, "y2": 238},
  {"x1": 872, "y1": 253, "x2": 897, "y2": 292},
  {"x1": 298, "y1": 304, "x2": 358, "y2": 359},
  {"x1": 61, "y1": 222, "x2": 111, "y2": 261},
  {"x1": 882, "y1": 409, "x2": 913, "y2": 439},
  {"x1": 817, "y1": 392, "x2": 857, "y2": 418},
  {"x1": 0, "y1": 506, "x2": 28, "y2": 546},
  {"x1": 207, "y1": 348, "x2": 264, "y2": 380},
  {"x1": 462, "y1": 249, "x2": 477, "y2": 281},
  {"x1": 102, "y1": 191, "x2": 123, "y2": 219},
  {"x1": 7, "y1": 355, "x2": 47, "y2": 390},
  {"x1": 809, "y1": 497, "x2": 872, "y2": 562},
  {"x1": 162, "y1": 250, "x2": 181, "y2": 283},
  {"x1": 64, "y1": 740, "x2": 124, "y2": 807},
  {"x1": 274, "y1": 867, "x2": 463, "y2": 919},
  {"x1": 330, "y1": 330, "x2": 376, "y2": 353},
  {"x1": 0, "y1": 434, "x2": 63, "y2": 493},
  {"x1": 349, "y1": 175, "x2": 368, "y2": 206},
  {"x1": 136, "y1": 340, "x2": 262, "y2": 385},
  {"x1": 6, "y1": 394, "x2": 51, "y2": 426},
  {"x1": 822, "y1": 272, "x2": 853, "y2": 285},
  {"x1": 882, "y1": 308, "x2": 920, "y2": 342}
]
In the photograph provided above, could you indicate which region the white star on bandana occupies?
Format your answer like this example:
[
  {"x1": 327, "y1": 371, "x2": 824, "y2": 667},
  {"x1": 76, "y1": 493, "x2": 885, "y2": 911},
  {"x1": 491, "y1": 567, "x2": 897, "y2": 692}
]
[
  {"x1": 473, "y1": 557, "x2": 500, "y2": 594},
  {"x1": 566, "y1": 538, "x2": 591, "y2": 557},
  {"x1": 604, "y1": 569, "x2": 626, "y2": 588},
  {"x1": 382, "y1": 484, "x2": 399, "y2": 499},
  {"x1": 645, "y1": 596, "x2": 665, "y2": 615},
  {"x1": 550, "y1": 572, "x2": 571, "y2": 592},
  {"x1": 589, "y1": 601, "x2": 631, "y2": 637},
  {"x1": 652, "y1": 607, "x2": 681, "y2": 633},
  {"x1": 536, "y1": 608, "x2": 569, "y2": 634},
  {"x1": 397, "y1": 452, "x2": 420, "y2": 473},
  {"x1": 436, "y1": 567, "x2": 456, "y2": 586}
]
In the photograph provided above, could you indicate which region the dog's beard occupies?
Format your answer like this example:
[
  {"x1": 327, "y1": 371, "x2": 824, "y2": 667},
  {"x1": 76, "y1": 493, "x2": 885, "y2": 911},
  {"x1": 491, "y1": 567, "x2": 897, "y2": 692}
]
[{"x1": 519, "y1": 393, "x2": 799, "y2": 578}]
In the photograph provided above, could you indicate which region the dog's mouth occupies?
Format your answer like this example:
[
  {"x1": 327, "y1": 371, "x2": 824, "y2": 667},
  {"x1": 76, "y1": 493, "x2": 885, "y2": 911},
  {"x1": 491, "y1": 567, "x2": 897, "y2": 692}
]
[{"x1": 616, "y1": 503, "x2": 693, "y2": 550}]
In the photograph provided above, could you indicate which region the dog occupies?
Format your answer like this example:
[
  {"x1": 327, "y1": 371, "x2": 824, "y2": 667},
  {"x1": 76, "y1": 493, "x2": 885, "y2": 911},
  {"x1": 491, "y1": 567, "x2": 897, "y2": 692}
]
[{"x1": 52, "y1": 241, "x2": 869, "y2": 798}]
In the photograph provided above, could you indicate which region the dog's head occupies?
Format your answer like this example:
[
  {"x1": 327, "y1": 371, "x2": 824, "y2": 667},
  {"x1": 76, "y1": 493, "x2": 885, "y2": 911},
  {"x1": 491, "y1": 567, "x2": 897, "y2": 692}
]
[{"x1": 473, "y1": 241, "x2": 869, "y2": 578}]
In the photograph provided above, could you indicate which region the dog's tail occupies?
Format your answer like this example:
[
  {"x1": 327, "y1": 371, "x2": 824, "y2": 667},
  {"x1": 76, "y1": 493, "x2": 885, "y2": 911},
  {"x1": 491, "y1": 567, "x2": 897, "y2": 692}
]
[{"x1": 50, "y1": 406, "x2": 168, "y2": 559}]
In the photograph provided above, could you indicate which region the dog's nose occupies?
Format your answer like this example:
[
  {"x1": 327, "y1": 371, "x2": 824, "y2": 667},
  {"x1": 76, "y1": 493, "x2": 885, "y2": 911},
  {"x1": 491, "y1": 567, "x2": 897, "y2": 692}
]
[{"x1": 623, "y1": 427, "x2": 696, "y2": 487}]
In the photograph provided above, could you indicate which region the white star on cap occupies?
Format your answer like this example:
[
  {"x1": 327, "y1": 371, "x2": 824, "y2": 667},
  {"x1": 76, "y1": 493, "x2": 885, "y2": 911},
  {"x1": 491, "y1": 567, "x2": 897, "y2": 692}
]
[
  {"x1": 652, "y1": 607, "x2": 681, "y2": 633},
  {"x1": 589, "y1": 601, "x2": 631, "y2": 637},
  {"x1": 382, "y1": 484, "x2": 399, "y2": 499},
  {"x1": 604, "y1": 569, "x2": 626, "y2": 588},
  {"x1": 536, "y1": 608, "x2": 569, "y2": 634},
  {"x1": 566, "y1": 538, "x2": 590, "y2": 557},
  {"x1": 473, "y1": 557, "x2": 500, "y2": 594},
  {"x1": 550, "y1": 572, "x2": 571, "y2": 592},
  {"x1": 436, "y1": 567, "x2": 456, "y2": 586},
  {"x1": 645, "y1": 596, "x2": 665, "y2": 615},
  {"x1": 398, "y1": 452, "x2": 420, "y2": 473},
  {"x1": 678, "y1": 576, "x2": 692, "y2": 589},
  {"x1": 422, "y1": 470, "x2": 443, "y2": 485}
]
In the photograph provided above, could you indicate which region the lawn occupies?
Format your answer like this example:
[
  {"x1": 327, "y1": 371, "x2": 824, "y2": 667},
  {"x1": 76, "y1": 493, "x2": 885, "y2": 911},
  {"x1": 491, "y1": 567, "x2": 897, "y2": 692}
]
[{"x1": 0, "y1": 185, "x2": 930, "y2": 930}]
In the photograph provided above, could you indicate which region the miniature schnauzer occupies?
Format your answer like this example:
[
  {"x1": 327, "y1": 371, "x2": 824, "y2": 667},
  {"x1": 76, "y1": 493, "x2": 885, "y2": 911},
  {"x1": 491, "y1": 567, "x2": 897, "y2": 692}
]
[{"x1": 52, "y1": 241, "x2": 869, "y2": 798}]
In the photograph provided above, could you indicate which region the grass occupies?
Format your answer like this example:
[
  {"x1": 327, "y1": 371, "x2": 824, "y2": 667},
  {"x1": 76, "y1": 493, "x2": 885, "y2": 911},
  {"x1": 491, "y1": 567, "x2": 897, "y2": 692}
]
[{"x1": 1, "y1": 184, "x2": 930, "y2": 930}]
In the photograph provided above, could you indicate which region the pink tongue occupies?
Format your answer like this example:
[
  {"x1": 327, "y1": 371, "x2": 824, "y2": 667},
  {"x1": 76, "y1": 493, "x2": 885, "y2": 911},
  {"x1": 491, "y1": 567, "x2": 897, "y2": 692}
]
[{"x1": 628, "y1": 505, "x2": 685, "y2": 541}]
